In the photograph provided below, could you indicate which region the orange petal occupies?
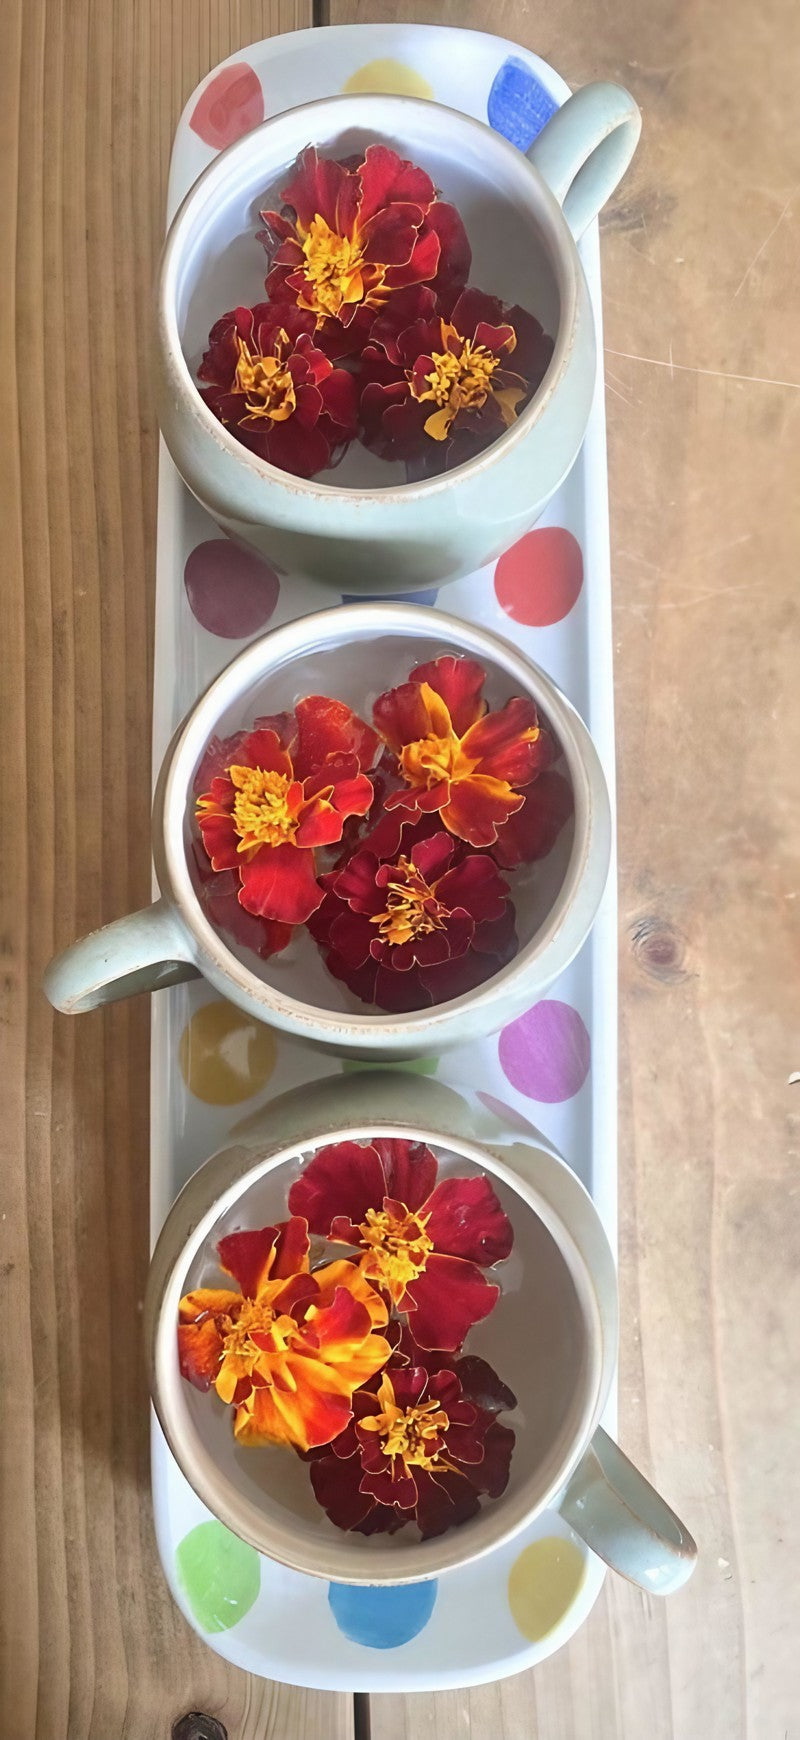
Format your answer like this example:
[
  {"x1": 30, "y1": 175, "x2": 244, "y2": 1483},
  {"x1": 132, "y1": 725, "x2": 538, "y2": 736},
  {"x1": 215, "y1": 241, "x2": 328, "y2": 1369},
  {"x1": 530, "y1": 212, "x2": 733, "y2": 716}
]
[
  {"x1": 234, "y1": 1366, "x2": 354, "y2": 1451},
  {"x1": 440, "y1": 774, "x2": 524, "y2": 848},
  {"x1": 416, "y1": 682, "x2": 455, "y2": 741},
  {"x1": 298, "y1": 1284, "x2": 373, "y2": 1358},
  {"x1": 328, "y1": 1332, "x2": 393, "y2": 1393},
  {"x1": 178, "y1": 1287, "x2": 242, "y2": 1324},
  {"x1": 312, "y1": 1258, "x2": 389, "y2": 1327},
  {"x1": 178, "y1": 1318, "x2": 225, "y2": 1390}
]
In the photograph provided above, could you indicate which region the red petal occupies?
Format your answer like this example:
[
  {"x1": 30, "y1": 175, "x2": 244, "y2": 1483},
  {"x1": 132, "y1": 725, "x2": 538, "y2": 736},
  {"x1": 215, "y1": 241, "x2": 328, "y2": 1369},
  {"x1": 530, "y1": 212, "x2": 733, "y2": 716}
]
[
  {"x1": 371, "y1": 962, "x2": 430, "y2": 1013},
  {"x1": 440, "y1": 776, "x2": 524, "y2": 847},
  {"x1": 294, "y1": 697, "x2": 380, "y2": 779},
  {"x1": 413, "y1": 1467, "x2": 481, "y2": 1538},
  {"x1": 330, "y1": 849, "x2": 383, "y2": 917},
  {"x1": 359, "y1": 202, "x2": 426, "y2": 267},
  {"x1": 372, "y1": 1139, "x2": 438, "y2": 1212},
  {"x1": 196, "y1": 806, "x2": 240, "y2": 871},
  {"x1": 426, "y1": 202, "x2": 472, "y2": 292},
  {"x1": 454, "y1": 1355, "x2": 518, "y2": 1415},
  {"x1": 265, "y1": 418, "x2": 331, "y2": 479},
  {"x1": 288, "y1": 1140, "x2": 384, "y2": 1234},
  {"x1": 462, "y1": 696, "x2": 542, "y2": 783},
  {"x1": 217, "y1": 1224, "x2": 280, "y2": 1296},
  {"x1": 449, "y1": 287, "x2": 506, "y2": 335},
  {"x1": 270, "y1": 1215, "x2": 311, "y2": 1280},
  {"x1": 373, "y1": 679, "x2": 432, "y2": 753},
  {"x1": 357, "y1": 145, "x2": 434, "y2": 225},
  {"x1": 281, "y1": 146, "x2": 350, "y2": 232},
  {"x1": 435, "y1": 853, "x2": 508, "y2": 924},
  {"x1": 411, "y1": 655, "x2": 486, "y2": 735},
  {"x1": 239, "y1": 841, "x2": 323, "y2": 924},
  {"x1": 310, "y1": 1453, "x2": 377, "y2": 1530},
  {"x1": 424, "y1": 1174, "x2": 513, "y2": 1264},
  {"x1": 366, "y1": 284, "x2": 439, "y2": 364},
  {"x1": 240, "y1": 728, "x2": 294, "y2": 779},
  {"x1": 383, "y1": 226, "x2": 441, "y2": 291},
  {"x1": 470, "y1": 1419, "x2": 516, "y2": 1497},
  {"x1": 491, "y1": 770, "x2": 573, "y2": 867},
  {"x1": 403, "y1": 1254, "x2": 500, "y2": 1351},
  {"x1": 329, "y1": 906, "x2": 376, "y2": 968},
  {"x1": 318, "y1": 366, "x2": 359, "y2": 436},
  {"x1": 408, "y1": 830, "x2": 455, "y2": 884}
]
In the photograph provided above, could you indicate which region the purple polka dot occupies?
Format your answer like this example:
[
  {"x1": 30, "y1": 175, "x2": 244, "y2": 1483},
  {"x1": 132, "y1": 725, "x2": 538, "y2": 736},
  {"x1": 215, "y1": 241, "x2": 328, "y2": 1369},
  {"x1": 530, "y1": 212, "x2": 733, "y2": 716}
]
[
  {"x1": 184, "y1": 540, "x2": 280, "y2": 637},
  {"x1": 499, "y1": 1000, "x2": 591, "y2": 1102}
]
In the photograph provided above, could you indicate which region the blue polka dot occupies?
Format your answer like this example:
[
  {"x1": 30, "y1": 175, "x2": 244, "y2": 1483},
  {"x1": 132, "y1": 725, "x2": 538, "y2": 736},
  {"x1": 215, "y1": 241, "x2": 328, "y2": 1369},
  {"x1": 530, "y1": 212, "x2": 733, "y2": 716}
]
[
  {"x1": 328, "y1": 1580, "x2": 438, "y2": 1648},
  {"x1": 342, "y1": 589, "x2": 438, "y2": 607},
  {"x1": 488, "y1": 57, "x2": 559, "y2": 150}
]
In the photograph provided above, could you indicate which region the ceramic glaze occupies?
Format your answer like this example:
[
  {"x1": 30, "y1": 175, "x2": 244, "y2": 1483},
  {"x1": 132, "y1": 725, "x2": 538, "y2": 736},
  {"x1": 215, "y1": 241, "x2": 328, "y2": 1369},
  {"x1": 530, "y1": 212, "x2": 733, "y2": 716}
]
[{"x1": 156, "y1": 86, "x2": 640, "y2": 591}]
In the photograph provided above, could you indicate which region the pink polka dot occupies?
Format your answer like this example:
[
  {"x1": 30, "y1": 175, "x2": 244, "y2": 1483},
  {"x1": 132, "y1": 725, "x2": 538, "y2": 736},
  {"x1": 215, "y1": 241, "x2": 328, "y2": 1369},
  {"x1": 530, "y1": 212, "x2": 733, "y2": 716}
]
[
  {"x1": 184, "y1": 540, "x2": 280, "y2": 637},
  {"x1": 499, "y1": 1000, "x2": 590, "y2": 1102},
  {"x1": 494, "y1": 528, "x2": 583, "y2": 626},
  {"x1": 189, "y1": 64, "x2": 264, "y2": 150}
]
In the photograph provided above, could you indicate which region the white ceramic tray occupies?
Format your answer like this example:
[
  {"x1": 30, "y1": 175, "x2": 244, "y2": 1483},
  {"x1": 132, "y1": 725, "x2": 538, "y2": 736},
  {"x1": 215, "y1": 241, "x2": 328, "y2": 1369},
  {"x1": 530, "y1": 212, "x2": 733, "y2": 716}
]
[{"x1": 150, "y1": 21, "x2": 617, "y2": 1692}]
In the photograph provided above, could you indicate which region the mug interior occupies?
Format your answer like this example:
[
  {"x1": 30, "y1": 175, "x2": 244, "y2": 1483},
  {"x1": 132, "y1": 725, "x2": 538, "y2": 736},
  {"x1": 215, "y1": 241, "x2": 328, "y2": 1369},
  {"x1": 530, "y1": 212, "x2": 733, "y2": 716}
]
[
  {"x1": 160, "y1": 1130, "x2": 601, "y2": 1579},
  {"x1": 177, "y1": 614, "x2": 577, "y2": 1018},
  {"x1": 171, "y1": 97, "x2": 565, "y2": 493}
]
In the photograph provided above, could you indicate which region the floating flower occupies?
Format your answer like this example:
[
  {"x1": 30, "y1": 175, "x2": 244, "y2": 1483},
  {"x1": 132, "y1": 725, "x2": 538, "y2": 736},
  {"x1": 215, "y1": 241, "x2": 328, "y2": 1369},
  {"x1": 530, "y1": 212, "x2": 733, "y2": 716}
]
[
  {"x1": 258, "y1": 145, "x2": 470, "y2": 354},
  {"x1": 178, "y1": 1216, "x2": 391, "y2": 1452},
  {"x1": 360, "y1": 286, "x2": 553, "y2": 470},
  {"x1": 309, "y1": 823, "x2": 517, "y2": 1010},
  {"x1": 308, "y1": 1348, "x2": 516, "y2": 1536},
  {"x1": 288, "y1": 1137, "x2": 512, "y2": 1350},
  {"x1": 198, "y1": 302, "x2": 358, "y2": 476},
  {"x1": 373, "y1": 654, "x2": 549, "y2": 847},
  {"x1": 195, "y1": 697, "x2": 379, "y2": 926}
]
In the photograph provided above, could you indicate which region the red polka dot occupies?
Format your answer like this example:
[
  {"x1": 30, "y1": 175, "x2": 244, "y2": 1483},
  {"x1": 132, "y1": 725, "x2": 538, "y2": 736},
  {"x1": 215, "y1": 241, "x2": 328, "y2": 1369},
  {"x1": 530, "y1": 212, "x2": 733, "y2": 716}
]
[
  {"x1": 184, "y1": 540, "x2": 279, "y2": 637},
  {"x1": 189, "y1": 64, "x2": 264, "y2": 150},
  {"x1": 494, "y1": 528, "x2": 583, "y2": 626}
]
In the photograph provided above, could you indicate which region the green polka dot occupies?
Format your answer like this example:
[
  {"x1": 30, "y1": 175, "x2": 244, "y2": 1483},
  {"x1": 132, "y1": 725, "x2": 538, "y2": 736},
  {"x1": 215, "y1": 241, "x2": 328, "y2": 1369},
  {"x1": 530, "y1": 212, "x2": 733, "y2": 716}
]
[
  {"x1": 341, "y1": 1056, "x2": 439, "y2": 1076},
  {"x1": 508, "y1": 1537, "x2": 587, "y2": 1640},
  {"x1": 176, "y1": 1521, "x2": 260, "y2": 1632}
]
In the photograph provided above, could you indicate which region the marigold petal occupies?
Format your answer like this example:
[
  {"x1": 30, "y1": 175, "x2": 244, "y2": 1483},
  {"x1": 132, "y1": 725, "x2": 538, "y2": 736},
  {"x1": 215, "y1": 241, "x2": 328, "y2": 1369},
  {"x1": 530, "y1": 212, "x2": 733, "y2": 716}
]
[
  {"x1": 289, "y1": 1139, "x2": 385, "y2": 1233},
  {"x1": 311, "y1": 1258, "x2": 389, "y2": 1328},
  {"x1": 372, "y1": 1138, "x2": 439, "y2": 1212},
  {"x1": 358, "y1": 201, "x2": 426, "y2": 267},
  {"x1": 435, "y1": 853, "x2": 509, "y2": 924},
  {"x1": 373, "y1": 679, "x2": 433, "y2": 754},
  {"x1": 239, "y1": 841, "x2": 323, "y2": 924},
  {"x1": 491, "y1": 769, "x2": 573, "y2": 868},
  {"x1": 177, "y1": 1318, "x2": 225, "y2": 1390},
  {"x1": 234, "y1": 1372, "x2": 354, "y2": 1452},
  {"x1": 294, "y1": 695, "x2": 380, "y2": 780},
  {"x1": 281, "y1": 145, "x2": 349, "y2": 232},
  {"x1": 461, "y1": 696, "x2": 541, "y2": 782},
  {"x1": 423, "y1": 1174, "x2": 513, "y2": 1264},
  {"x1": 403, "y1": 1253, "x2": 501, "y2": 1351},
  {"x1": 217, "y1": 1225, "x2": 281, "y2": 1296},
  {"x1": 357, "y1": 145, "x2": 435, "y2": 225},
  {"x1": 439, "y1": 775, "x2": 524, "y2": 848},
  {"x1": 383, "y1": 226, "x2": 441, "y2": 291},
  {"x1": 240, "y1": 728, "x2": 295, "y2": 779},
  {"x1": 178, "y1": 1287, "x2": 242, "y2": 1325},
  {"x1": 425, "y1": 201, "x2": 472, "y2": 292},
  {"x1": 411, "y1": 655, "x2": 486, "y2": 735},
  {"x1": 196, "y1": 805, "x2": 240, "y2": 871},
  {"x1": 470, "y1": 1418, "x2": 516, "y2": 1496},
  {"x1": 310, "y1": 1452, "x2": 379, "y2": 1530},
  {"x1": 265, "y1": 418, "x2": 331, "y2": 479},
  {"x1": 413, "y1": 1466, "x2": 482, "y2": 1538}
]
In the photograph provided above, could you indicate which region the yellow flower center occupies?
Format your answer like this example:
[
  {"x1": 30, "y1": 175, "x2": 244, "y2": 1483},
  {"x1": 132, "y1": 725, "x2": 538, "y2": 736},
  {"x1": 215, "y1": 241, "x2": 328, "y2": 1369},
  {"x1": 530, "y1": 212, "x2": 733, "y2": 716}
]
[
  {"x1": 221, "y1": 1298, "x2": 298, "y2": 1366},
  {"x1": 229, "y1": 763, "x2": 298, "y2": 851},
  {"x1": 360, "y1": 1373, "x2": 453, "y2": 1475},
  {"x1": 233, "y1": 335, "x2": 296, "y2": 422},
  {"x1": 371, "y1": 857, "x2": 447, "y2": 948},
  {"x1": 411, "y1": 320, "x2": 526, "y2": 442},
  {"x1": 359, "y1": 1202, "x2": 434, "y2": 1299},
  {"x1": 299, "y1": 214, "x2": 367, "y2": 319}
]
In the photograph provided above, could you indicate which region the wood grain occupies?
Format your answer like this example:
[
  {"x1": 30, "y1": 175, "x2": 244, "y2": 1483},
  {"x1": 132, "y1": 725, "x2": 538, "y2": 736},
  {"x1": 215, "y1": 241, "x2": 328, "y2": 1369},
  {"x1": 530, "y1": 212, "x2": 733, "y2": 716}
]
[
  {"x1": 329, "y1": 3, "x2": 800, "y2": 1737},
  {"x1": 3, "y1": 0, "x2": 798, "y2": 1735},
  {"x1": 0, "y1": 3, "x2": 353, "y2": 1738}
]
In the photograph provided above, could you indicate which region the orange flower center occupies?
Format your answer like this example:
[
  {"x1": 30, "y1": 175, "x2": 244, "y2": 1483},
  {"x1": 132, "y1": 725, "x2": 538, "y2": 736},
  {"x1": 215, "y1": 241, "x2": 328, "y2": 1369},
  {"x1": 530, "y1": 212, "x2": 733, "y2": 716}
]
[
  {"x1": 233, "y1": 335, "x2": 296, "y2": 422},
  {"x1": 360, "y1": 1373, "x2": 453, "y2": 1474},
  {"x1": 399, "y1": 685, "x2": 478, "y2": 793},
  {"x1": 359, "y1": 1202, "x2": 434, "y2": 1298},
  {"x1": 370, "y1": 857, "x2": 448, "y2": 948},
  {"x1": 299, "y1": 214, "x2": 367, "y2": 319},
  {"x1": 229, "y1": 764, "x2": 298, "y2": 850},
  {"x1": 411, "y1": 321, "x2": 526, "y2": 442}
]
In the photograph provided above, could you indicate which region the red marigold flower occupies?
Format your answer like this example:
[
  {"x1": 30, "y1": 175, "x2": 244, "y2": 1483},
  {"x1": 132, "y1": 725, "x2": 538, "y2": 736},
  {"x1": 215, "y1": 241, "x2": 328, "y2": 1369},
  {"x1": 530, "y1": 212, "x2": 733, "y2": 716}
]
[
  {"x1": 197, "y1": 301, "x2": 358, "y2": 477},
  {"x1": 178, "y1": 1216, "x2": 392, "y2": 1452},
  {"x1": 258, "y1": 145, "x2": 471, "y2": 355},
  {"x1": 373, "y1": 654, "x2": 551, "y2": 848},
  {"x1": 308, "y1": 823, "x2": 517, "y2": 1010},
  {"x1": 360, "y1": 285, "x2": 553, "y2": 470},
  {"x1": 288, "y1": 1137, "x2": 513, "y2": 1351},
  {"x1": 195, "y1": 697, "x2": 380, "y2": 926},
  {"x1": 307, "y1": 1349, "x2": 516, "y2": 1537}
]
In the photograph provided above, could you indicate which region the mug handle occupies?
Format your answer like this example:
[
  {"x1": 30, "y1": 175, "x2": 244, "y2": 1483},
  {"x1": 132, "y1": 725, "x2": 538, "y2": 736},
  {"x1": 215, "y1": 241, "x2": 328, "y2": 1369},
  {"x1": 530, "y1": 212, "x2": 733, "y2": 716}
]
[
  {"x1": 527, "y1": 81, "x2": 642, "y2": 241},
  {"x1": 43, "y1": 898, "x2": 200, "y2": 1013},
  {"x1": 558, "y1": 1425, "x2": 696, "y2": 1594}
]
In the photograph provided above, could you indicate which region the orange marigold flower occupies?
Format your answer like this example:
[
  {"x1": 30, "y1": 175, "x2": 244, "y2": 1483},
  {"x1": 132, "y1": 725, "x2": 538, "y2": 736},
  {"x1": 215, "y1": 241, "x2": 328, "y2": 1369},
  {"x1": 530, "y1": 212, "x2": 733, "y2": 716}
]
[
  {"x1": 373, "y1": 654, "x2": 550, "y2": 848},
  {"x1": 178, "y1": 1216, "x2": 391, "y2": 1452}
]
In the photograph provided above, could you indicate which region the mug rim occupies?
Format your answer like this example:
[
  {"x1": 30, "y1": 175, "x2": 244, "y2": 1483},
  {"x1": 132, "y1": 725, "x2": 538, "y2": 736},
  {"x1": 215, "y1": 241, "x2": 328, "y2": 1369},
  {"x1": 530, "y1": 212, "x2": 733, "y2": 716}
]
[
  {"x1": 154, "y1": 603, "x2": 611, "y2": 1047},
  {"x1": 148, "y1": 1119, "x2": 608, "y2": 1583},
  {"x1": 158, "y1": 91, "x2": 580, "y2": 506}
]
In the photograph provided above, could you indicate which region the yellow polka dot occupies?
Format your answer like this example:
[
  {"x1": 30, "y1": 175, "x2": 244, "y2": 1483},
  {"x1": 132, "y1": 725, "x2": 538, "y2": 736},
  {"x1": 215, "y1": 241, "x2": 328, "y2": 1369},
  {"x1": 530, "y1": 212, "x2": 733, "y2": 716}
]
[
  {"x1": 178, "y1": 1000, "x2": 276, "y2": 1106},
  {"x1": 343, "y1": 59, "x2": 433, "y2": 100},
  {"x1": 508, "y1": 1537, "x2": 587, "y2": 1641}
]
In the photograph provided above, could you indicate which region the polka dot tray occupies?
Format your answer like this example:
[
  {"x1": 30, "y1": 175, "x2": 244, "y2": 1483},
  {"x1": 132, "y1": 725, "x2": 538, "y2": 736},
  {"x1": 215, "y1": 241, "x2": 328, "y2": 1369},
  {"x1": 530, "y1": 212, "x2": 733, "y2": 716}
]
[{"x1": 150, "y1": 21, "x2": 618, "y2": 1692}]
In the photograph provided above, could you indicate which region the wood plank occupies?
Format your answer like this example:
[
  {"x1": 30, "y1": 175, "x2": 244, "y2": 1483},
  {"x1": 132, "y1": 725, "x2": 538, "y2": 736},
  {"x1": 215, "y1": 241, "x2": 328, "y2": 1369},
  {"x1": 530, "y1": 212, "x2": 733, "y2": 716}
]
[
  {"x1": 326, "y1": 3, "x2": 800, "y2": 1736},
  {"x1": 0, "y1": 3, "x2": 354, "y2": 1736}
]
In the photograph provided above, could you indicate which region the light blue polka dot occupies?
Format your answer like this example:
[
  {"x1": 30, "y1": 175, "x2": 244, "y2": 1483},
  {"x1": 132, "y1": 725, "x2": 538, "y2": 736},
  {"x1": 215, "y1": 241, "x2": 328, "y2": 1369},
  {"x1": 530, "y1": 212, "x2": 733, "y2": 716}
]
[
  {"x1": 488, "y1": 56, "x2": 559, "y2": 150},
  {"x1": 328, "y1": 1579, "x2": 438, "y2": 1648},
  {"x1": 342, "y1": 589, "x2": 438, "y2": 607}
]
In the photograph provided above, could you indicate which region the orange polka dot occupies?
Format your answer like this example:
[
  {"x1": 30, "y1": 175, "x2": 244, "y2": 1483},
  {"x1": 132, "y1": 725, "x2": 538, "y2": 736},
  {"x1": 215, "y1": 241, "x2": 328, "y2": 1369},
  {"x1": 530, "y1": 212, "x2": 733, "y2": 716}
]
[{"x1": 495, "y1": 528, "x2": 583, "y2": 626}]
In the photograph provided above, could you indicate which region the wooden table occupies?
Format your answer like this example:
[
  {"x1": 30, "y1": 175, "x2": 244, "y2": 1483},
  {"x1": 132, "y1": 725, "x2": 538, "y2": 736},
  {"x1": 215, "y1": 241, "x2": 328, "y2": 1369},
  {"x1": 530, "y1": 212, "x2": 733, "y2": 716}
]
[{"x1": 3, "y1": 1, "x2": 798, "y2": 1735}]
